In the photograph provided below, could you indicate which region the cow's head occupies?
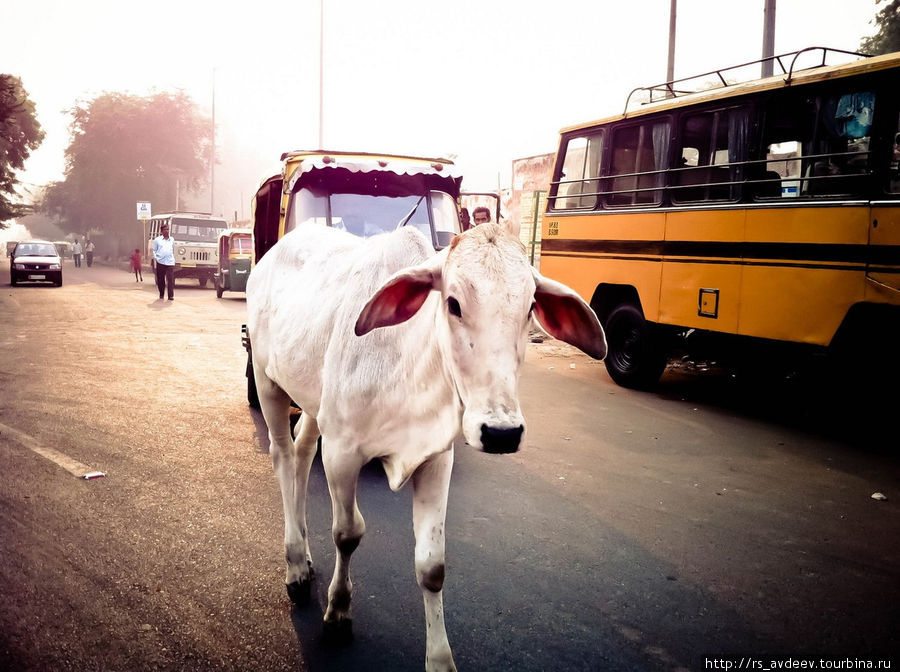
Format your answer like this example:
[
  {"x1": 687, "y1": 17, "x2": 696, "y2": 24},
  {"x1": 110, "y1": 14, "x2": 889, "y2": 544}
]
[{"x1": 355, "y1": 222, "x2": 606, "y2": 454}]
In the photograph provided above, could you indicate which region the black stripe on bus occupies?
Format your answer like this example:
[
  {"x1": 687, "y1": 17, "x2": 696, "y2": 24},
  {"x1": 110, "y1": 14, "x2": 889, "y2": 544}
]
[
  {"x1": 540, "y1": 239, "x2": 899, "y2": 266},
  {"x1": 541, "y1": 252, "x2": 881, "y2": 273}
]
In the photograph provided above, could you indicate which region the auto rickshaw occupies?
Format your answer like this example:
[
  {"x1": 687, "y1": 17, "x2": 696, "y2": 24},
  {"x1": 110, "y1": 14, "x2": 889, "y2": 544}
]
[{"x1": 214, "y1": 228, "x2": 252, "y2": 298}]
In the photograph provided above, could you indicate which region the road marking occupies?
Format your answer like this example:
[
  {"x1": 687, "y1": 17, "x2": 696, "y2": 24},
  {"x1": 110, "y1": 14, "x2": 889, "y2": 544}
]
[{"x1": 0, "y1": 422, "x2": 106, "y2": 479}]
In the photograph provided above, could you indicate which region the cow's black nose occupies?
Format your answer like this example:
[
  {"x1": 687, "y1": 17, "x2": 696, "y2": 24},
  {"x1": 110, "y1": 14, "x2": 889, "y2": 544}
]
[{"x1": 480, "y1": 425, "x2": 523, "y2": 454}]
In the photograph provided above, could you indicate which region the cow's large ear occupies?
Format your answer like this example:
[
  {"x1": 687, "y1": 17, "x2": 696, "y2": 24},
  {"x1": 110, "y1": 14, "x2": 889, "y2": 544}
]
[
  {"x1": 355, "y1": 257, "x2": 443, "y2": 336},
  {"x1": 531, "y1": 269, "x2": 607, "y2": 360}
]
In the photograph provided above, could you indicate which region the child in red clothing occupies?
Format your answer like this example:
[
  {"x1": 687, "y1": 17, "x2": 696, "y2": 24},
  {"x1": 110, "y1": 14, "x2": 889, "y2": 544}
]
[{"x1": 130, "y1": 249, "x2": 143, "y2": 282}]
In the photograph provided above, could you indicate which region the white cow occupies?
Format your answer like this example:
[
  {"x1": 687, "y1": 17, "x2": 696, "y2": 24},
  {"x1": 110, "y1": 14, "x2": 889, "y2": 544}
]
[{"x1": 246, "y1": 221, "x2": 606, "y2": 671}]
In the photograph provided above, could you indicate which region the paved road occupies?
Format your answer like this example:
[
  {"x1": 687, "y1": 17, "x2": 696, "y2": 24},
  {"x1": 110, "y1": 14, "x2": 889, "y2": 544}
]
[{"x1": 0, "y1": 258, "x2": 897, "y2": 671}]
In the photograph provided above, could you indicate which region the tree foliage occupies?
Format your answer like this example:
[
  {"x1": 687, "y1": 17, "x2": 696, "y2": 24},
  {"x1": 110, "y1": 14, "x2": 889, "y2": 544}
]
[
  {"x1": 0, "y1": 75, "x2": 44, "y2": 227},
  {"x1": 42, "y1": 91, "x2": 211, "y2": 246},
  {"x1": 860, "y1": 0, "x2": 900, "y2": 55}
]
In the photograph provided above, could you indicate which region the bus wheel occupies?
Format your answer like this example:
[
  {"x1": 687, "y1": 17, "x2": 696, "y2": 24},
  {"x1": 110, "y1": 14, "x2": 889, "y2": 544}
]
[
  {"x1": 216, "y1": 281, "x2": 224, "y2": 299},
  {"x1": 604, "y1": 303, "x2": 667, "y2": 389},
  {"x1": 246, "y1": 352, "x2": 260, "y2": 409},
  {"x1": 199, "y1": 277, "x2": 208, "y2": 288}
]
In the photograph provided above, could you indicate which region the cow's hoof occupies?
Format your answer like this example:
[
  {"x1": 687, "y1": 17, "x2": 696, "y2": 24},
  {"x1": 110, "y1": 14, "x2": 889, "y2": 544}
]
[
  {"x1": 286, "y1": 579, "x2": 311, "y2": 606},
  {"x1": 323, "y1": 617, "x2": 353, "y2": 646}
]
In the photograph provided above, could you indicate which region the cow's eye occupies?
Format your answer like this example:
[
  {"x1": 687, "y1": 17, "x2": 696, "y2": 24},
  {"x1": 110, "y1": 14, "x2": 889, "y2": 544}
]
[{"x1": 447, "y1": 296, "x2": 462, "y2": 318}]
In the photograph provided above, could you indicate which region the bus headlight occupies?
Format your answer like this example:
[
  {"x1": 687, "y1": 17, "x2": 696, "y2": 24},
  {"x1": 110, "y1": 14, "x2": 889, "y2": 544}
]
[{"x1": 178, "y1": 247, "x2": 186, "y2": 255}]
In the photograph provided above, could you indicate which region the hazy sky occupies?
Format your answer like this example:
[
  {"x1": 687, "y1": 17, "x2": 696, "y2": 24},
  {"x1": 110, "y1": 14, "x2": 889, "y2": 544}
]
[{"x1": 2, "y1": 0, "x2": 881, "y2": 222}]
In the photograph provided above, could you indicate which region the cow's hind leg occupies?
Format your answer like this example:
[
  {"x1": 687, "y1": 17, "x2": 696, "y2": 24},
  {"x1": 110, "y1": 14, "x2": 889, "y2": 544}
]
[
  {"x1": 412, "y1": 447, "x2": 456, "y2": 672},
  {"x1": 256, "y1": 364, "x2": 319, "y2": 604},
  {"x1": 285, "y1": 412, "x2": 320, "y2": 603},
  {"x1": 322, "y1": 445, "x2": 366, "y2": 642}
]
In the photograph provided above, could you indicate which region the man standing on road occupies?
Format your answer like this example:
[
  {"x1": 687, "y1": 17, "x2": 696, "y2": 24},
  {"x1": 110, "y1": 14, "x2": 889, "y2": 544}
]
[
  {"x1": 72, "y1": 239, "x2": 83, "y2": 267},
  {"x1": 153, "y1": 223, "x2": 176, "y2": 300},
  {"x1": 85, "y1": 240, "x2": 95, "y2": 267}
]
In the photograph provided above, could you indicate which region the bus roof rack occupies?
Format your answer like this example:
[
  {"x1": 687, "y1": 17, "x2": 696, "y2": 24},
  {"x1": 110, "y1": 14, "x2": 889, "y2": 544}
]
[{"x1": 623, "y1": 47, "x2": 871, "y2": 115}]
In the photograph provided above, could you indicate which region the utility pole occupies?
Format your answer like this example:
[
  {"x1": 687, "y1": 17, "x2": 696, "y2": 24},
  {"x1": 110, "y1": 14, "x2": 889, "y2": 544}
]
[
  {"x1": 318, "y1": 0, "x2": 324, "y2": 149},
  {"x1": 761, "y1": 0, "x2": 776, "y2": 78},
  {"x1": 211, "y1": 68, "x2": 216, "y2": 215},
  {"x1": 666, "y1": 0, "x2": 677, "y2": 94}
]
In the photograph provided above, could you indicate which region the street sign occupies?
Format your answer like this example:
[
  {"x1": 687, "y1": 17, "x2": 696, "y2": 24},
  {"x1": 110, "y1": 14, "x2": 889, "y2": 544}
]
[{"x1": 136, "y1": 201, "x2": 152, "y2": 220}]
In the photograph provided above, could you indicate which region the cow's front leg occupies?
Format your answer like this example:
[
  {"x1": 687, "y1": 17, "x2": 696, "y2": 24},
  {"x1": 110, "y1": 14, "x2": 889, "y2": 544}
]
[
  {"x1": 412, "y1": 447, "x2": 456, "y2": 672},
  {"x1": 322, "y1": 446, "x2": 366, "y2": 641}
]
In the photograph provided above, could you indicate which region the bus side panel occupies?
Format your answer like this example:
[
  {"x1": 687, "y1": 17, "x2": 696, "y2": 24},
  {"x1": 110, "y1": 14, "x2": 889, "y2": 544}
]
[
  {"x1": 540, "y1": 254, "x2": 663, "y2": 323},
  {"x1": 541, "y1": 212, "x2": 665, "y2": 321},
  {"x1": 745, "y1": 206, "x2": 869, "y2": 245},
  {"x1": 659, "y1": 210, "x2": 746, "y2": 333},
  {"x1": 867, "y1": 203, "x2": 900, "y2": 300},
  {"x1": 739, "y1": 206, "x2": 869, "y2": 344},
  {"x1": 555, "y1": 211, "x2": 665, "y2": 242},
  {"x1": 739, "y1": 266, "x2": 864, "y2": 345}
]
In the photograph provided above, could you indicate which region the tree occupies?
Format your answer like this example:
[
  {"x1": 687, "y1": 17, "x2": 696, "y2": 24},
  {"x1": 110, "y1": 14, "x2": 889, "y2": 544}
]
[
  {"x1": 0, "y1": 75, "x2": 44, "y2": 227},
  {"x1": 42, "y1": 91, "x2": 211, "y2": 253},
  {"x1": 860, "y1": 0, "x2": 900, "y2": 55}
]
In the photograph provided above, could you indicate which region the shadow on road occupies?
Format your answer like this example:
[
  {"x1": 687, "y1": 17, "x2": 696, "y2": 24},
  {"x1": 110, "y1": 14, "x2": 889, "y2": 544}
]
[{"x1": 655, "y1": 355, "x2": 896, "y2": 454}]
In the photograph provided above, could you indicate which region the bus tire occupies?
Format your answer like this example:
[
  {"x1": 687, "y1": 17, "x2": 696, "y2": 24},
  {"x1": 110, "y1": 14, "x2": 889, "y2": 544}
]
[
  {"x1": 604, "y1": 303, "x2": 667, "y2": 389},
  {"x1": 199, "y1": 277, "x2": 208, "y2": 288},
  {"x1": 216, "y1": 283, "x2": 224, "y2": 298},
  {"x1": 246, "y1": 352, "x2": 260, "y2": 409}
]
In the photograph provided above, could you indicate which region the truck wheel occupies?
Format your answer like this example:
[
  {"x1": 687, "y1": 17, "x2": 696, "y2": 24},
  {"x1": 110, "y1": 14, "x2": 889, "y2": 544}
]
[
  {"x1": 604, "y1": 303, "x2": 667, "y2": 389},
  {"x1": 215, "y1": 278, "x2": 224, "y2": 298},
  {"x1": 199, "y1": 277, "x2": 208, "y2": 288}
]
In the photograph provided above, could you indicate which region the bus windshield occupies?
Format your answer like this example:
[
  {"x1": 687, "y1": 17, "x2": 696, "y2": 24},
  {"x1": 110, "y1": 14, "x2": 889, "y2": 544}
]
[{"x1": 171, "y1": 218, "x2": 226, "y2": 242}]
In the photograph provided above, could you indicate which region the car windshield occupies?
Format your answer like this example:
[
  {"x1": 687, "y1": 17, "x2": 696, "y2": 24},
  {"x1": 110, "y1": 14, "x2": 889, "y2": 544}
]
[
  {"x1": 286, "y1": 189, "x2": 461, "y2": 245},
  {"x1": 16, "y1": 243, "x2": 57, "y2": 256}
]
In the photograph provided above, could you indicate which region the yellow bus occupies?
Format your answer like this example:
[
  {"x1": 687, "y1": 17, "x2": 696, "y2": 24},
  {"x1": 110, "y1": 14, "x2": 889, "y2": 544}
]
[{"x1": 541, "y1": 47, "x2": 900, "y2": 388}]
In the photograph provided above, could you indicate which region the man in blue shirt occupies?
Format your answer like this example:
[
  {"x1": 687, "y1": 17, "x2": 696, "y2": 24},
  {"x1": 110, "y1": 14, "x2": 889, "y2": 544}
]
[{"x1": 153, "y1": 223, "x2": 176, "y2": 300}]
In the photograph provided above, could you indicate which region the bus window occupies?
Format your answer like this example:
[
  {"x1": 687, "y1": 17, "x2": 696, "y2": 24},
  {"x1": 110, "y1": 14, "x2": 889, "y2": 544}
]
[
  {"x1": 605, "y1": 120, "x2": 669, "y2": 207},
  {"x1": 762, "y1": 89, "x2": 874, "y2": 197},
  {"x1": 673, "y1": 107, "x2": 749, "y2": 202},
  {"x1": 551, "y1": 133, "x2": 603, "y2": 210},
  {"x1": 889, "y1": 118, "x2": 900, "y2": 194},
  {"x1": 765, "y1": 141, "x2": 802, "y2": 198}
]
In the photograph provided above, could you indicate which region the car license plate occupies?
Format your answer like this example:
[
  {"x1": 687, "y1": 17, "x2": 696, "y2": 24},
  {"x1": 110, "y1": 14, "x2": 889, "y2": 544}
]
[{"x1": 28, "y1": 274, "x2": 46, "y2": 280}]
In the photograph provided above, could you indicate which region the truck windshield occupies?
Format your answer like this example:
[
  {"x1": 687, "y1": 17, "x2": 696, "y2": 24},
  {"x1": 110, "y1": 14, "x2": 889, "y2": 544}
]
[
  {"x1": 171, "y1": 218, "x2": 227, "y2": 242},
  {"x1": 287, "y1": 189, "x2": 460, "y2": 246}
]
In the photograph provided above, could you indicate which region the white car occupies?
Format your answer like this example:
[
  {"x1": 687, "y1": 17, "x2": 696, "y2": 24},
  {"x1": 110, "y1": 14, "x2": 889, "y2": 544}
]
[{"x1": 10, "y1": 240, "x2": 63, "y2": 287}]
